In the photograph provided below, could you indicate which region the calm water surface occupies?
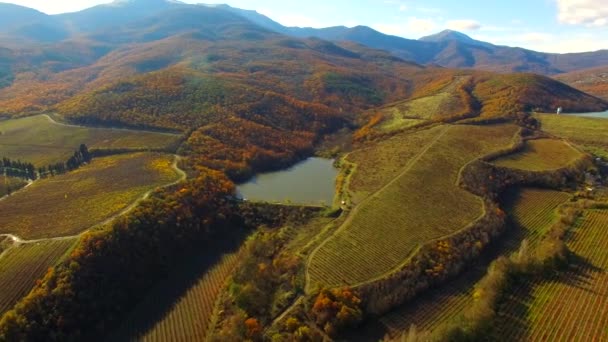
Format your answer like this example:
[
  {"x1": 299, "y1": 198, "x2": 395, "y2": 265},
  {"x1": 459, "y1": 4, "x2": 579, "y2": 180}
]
[
  {"x1": 567, "y1": 110, "x2": 608, "y2": 118},
  {"x1": 237, "y1": 157, "x2": 338, "y2": 205}
]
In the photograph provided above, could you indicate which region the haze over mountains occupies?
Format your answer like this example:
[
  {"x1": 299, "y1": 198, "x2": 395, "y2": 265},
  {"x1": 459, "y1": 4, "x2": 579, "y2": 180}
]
[
  {"x1": 0, "y1": 0, "x2": 606, "y2": 122},
  {"x1": 2, "y1": 0, "x2": 608, "y2": 76}
]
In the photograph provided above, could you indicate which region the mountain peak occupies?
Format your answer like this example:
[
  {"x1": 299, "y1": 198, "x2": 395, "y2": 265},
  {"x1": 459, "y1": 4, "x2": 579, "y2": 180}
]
[{"x1": 419, "y1": 29, "x2": 476, "y2": 43}]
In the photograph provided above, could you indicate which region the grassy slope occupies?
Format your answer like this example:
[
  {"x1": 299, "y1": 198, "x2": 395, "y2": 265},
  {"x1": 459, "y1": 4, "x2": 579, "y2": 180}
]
[
  {"x1": 536, "y1": 113, "x2": 608, "y2": 159},
  {"x1": 346, "y1": 125, "x2": 445, "y2": 204},
  {"x1": 0, "y1": 115, "x2": 180, "y2": 166},
  {"x1": 492, "y1": 139, "x2": 583, "y2": 171},
  {"x1": 375, "y1": 76, "x2": 471, "y2": 133},
  {"x1": 0, "y1": 153, "x2": 181, "y2": 239},
  {"x1": 495, "y1": 209, "x2": 608, "y2": 341},
  {"x1": 308, "y1": 124, "x2": 520, "y2": 288},
  {"x1": 378, "y1": 188, "x2": 571, "y2": 338},
  {"x1": 0, "y1": 176, "x2": 26, "y2": 197},
  {"x1": 0, "y1": 239, "x2": 77, "y2": 316}
]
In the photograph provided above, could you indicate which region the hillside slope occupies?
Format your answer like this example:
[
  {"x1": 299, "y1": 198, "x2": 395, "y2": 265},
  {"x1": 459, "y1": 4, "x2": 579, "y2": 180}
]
[{"x1": 555, "y1": 65, "x2": 608, "y2": 100}]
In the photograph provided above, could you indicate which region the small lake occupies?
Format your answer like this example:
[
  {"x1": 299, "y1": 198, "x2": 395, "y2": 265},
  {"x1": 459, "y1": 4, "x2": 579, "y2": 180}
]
[
  {"x1": 237, "y1": 157, "x2": 338, "y2": 206},
  {"x1": 567, "y1": 110, "x2": 608, "y2": 118}
]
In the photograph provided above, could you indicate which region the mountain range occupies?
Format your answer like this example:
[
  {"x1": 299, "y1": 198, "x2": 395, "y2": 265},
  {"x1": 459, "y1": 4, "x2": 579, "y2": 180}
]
[
  {"x1": 1, "y1": 0, "x2": 608, "y2": 75},
  {"x1": 0, "y1": 0, "x2": 606, "y2": 125}
]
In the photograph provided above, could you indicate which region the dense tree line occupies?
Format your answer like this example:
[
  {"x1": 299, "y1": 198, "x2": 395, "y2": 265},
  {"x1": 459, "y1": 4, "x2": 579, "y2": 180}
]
[
  {"x1": 1, "y1": 144, "x2": 92, "y2": 182},
  {"x1": 0, "y1": 158, "x2": 35, "y2": 180},
  {"x1": 0, "y1": 169, "x2": 237, "y2": 341}
]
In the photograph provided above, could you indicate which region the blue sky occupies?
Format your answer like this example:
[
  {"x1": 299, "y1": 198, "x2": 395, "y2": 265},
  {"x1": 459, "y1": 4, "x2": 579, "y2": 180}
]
[{"x1": 5, "y1": 0, "x2": 608, "y2": 53}]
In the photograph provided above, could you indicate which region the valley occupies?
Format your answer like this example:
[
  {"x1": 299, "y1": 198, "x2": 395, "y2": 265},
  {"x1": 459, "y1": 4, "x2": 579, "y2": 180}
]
[{"x1": 0, "y1": 1, "x2": 607, "y2": 342}]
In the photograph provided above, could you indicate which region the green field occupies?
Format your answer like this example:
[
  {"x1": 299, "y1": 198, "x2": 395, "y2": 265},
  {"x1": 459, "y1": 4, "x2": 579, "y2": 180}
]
[
  {"x1": 495, "y1": 209, "x2": 608, "y2": 341},
  {"x1": 536, "y1": 113, "x2": 608, "y2": 159},
  {"x1": 493, "y1": 139, "x2": 583, "y2": 171},
  {"x1": 307, "y1": 124, "x2": 520, "y2": 288},
  {"x1": 0, "y1": 176, "x2": 27, "y2": 197},
  {"x1": 0, "y1": 153, "x2": 182, "y2": 239},
  {"x1": 0, "y1": 238, "x2": 77, "y2": 316},
  {"x1": 0, "y1": 115, "x2": 181, "y2": 166},
  {"x1": 376, "y1": 77, "x2": 470, "y2": 133},
  {"x1": 378, "y1": 188, "x2": 570, "y2": 338}
]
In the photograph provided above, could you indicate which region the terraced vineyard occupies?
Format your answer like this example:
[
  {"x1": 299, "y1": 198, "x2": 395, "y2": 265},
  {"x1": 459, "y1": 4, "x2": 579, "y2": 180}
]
[
  {"x1": 0, "y1": 239, "x2": 76, "y2": 315},
  {"x1": 495, "y1": 209, "x2": 608, "y2": 341},
  {"x1": 0, "y1": 153, "x2": 182, "y2": 239},
  {"x1": 0, "y1": 115, "x2": 181, "y2": 166},
  {"x1": 493, "y1": 139, "x2": 583, "y2": 171},
  {"x1": 346, "y1": 125, "x2": 445, "y2": 203},
  {"x1": 114, "y1": 251, "x2": 242, "y2": 341},
  {"x1": 378, "y1": 188, "x2": 570, "y2": 337},
  {"x1": 502, "y1": 188, "x2": 572, "y2": 249},
  {"x1": 308, "y1": 124, "x2": 520, "y2": 288},
  {"x1": 535, "y1": 114, "x2": 608, "y2": 159}
]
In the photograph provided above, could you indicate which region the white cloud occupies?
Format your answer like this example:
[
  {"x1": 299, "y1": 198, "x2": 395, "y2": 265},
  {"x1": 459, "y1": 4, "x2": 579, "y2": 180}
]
[
  {"x1": 406, "y1": 17, "x2": 438, "y2": 34},
  {"x1": 477, "y1": 31, "x2": 608, "y2": 53},
  {"x1": 556, "y1": 0, "x2": 608, "y2": 27},
  {"x1": 399, "y1": 5, "x2": 408, "y2": 11},
  {"x1": 446, "y1": 19, "x2": 482, "y2": 31},
  {"x1": 373, "y1": 17, "x2": 437, "y2": 37}
]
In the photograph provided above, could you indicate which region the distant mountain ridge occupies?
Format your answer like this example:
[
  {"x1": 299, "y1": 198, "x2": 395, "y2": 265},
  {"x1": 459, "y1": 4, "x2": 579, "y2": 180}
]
[
  {"x1": 1, "y1": 1, "x2": 607, "y2": 74},
  {"x1": 0, "y1": 0, "x2": 605, "y2": 124},
  {"x1": 221, "y1": 5, "x2": 608, "y2": 75}
]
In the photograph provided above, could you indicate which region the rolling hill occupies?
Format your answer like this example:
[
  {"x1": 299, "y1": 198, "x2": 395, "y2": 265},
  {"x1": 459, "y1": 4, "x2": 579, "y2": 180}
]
[
  {"x1": 0, "y1": 1, "x2": 604, "y2": 181},
  {"x1": 0, "y1": 2, "x2": 607, "y2": 341},
  {"x1": 555, "y1": 65, "x2": 608, "y2": 100}
]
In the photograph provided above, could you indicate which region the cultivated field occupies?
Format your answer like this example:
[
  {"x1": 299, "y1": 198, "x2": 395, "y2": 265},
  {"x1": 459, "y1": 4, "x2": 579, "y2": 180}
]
[
  {"x1": 0, "y1": 238, "x2": 77, "y2": 316},
  {"x1": 376, "y1": 77, "x2": 469, "y2": 133},
  {"x1": 495, "y1": 209, "x2": 608, "y2": 341},
  {"x1": 0, "y1": 176, "x2": 27, "y2": 197},
  {"x1": 0, "y1": 115, "x2": 181, "y2": 165},
  {"x1": 536, "y1": 114, "x2": 608, "y2": 158},
  {"x1": 493, "y1": 139, "x2": 583, "y2": 171},
  {"x1": 346, "y1": 125, "x2": 445, "y2": 203},
  {"x1": 379, "y1": 188, "x2": 571, "y2": 337},
  {"x1": 114, "y1": 251, "x2": 242, "y2": 341},
  {"x1": 0, "y1": 153, "x2": 182, "y2": 239},
  {"x1": 308, "y1": 124, "x2": 520, "y2": 287}
]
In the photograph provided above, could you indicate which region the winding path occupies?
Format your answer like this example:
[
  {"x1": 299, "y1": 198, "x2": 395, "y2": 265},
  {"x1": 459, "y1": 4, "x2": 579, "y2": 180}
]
[{"x1": 0, "y1": 155, "x2": 186, "y2": 259}]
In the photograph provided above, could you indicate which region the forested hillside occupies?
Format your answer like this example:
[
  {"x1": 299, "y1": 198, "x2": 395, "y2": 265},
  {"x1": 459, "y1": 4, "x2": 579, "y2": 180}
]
[{"x1": 0, "y1": 1, "x2": 607, "y2": 341}]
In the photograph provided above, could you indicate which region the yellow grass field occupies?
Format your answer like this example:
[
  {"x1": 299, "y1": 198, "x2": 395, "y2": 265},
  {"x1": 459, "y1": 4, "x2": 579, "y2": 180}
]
[
  {"x1": 0, "y1": 238, "x2": 77, "y2": 316},
  {"x1": 0, "y1": 115, "x2": 181, "y2": 166},
  {"x1": 346, "y1": 125, "x2": 445, "y2": 204},
  {"x1": 493, "y1": 139, "x2": 583, "y2": 171},
  {"x1": 0, "y1": 153, "x2": 182, "y2": 239},
  {"x1": 308, "y1": 124, "x2": 520, "y2": 288},
  {"x1": 376, "y1": 77, "x2": 470, "y2": 133},
  {"x1": 536, "y1": 113, "x2": 608, "y2": 159}
]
